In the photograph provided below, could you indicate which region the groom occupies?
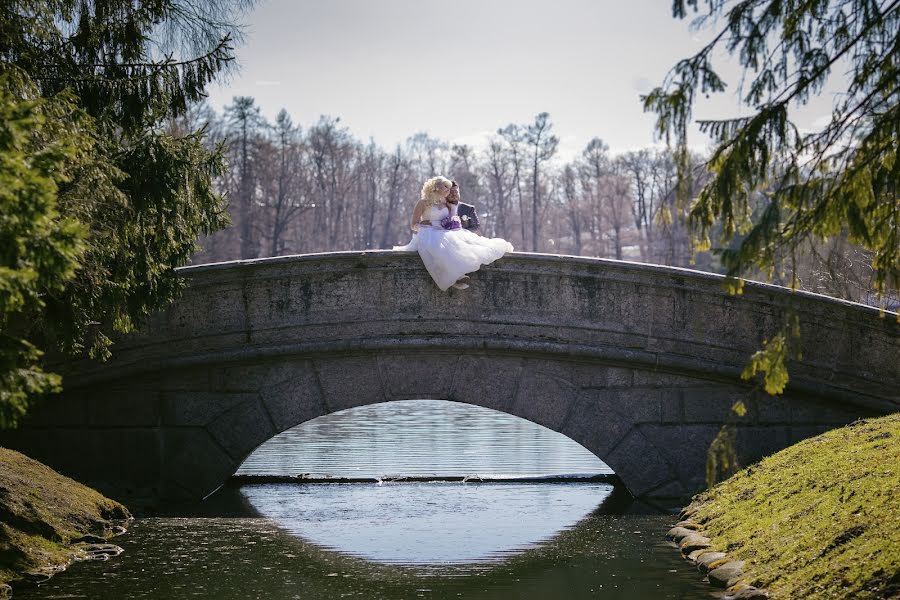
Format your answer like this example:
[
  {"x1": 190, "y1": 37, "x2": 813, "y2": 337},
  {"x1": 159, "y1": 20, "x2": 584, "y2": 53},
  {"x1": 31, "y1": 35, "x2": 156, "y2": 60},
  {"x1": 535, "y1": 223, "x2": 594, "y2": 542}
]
[{"x1": 449, "y1": 181, "x2": 480, "y2": 233}]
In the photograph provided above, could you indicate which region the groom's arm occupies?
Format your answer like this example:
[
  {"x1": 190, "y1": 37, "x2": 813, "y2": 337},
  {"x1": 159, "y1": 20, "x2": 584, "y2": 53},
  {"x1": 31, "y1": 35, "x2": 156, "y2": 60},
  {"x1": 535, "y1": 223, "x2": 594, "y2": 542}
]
[{"x1": 459, "y1": 203, "x2": 481, "y2": 233}]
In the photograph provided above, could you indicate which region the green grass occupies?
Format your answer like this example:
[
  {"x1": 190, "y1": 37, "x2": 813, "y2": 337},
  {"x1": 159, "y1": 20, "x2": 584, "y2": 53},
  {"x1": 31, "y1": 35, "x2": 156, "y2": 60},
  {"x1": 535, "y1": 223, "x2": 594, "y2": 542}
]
[
  {"x1": 0, "y1": 448, "x2": 131, "y2": 586},
  {"x1": 688, "y1": 413, "x2": 900, "y2": 599}
]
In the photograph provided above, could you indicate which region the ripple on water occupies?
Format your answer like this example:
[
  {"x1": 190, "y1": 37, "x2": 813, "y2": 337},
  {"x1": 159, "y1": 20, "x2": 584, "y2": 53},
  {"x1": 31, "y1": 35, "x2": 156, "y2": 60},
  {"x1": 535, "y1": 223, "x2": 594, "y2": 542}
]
[{"x1": 236, "y1": 400, "x2": 612, "y2": 478}]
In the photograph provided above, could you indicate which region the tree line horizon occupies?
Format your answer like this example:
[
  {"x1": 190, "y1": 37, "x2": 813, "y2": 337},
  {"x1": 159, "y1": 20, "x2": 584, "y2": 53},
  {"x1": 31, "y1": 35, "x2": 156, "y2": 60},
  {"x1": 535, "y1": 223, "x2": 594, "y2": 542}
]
[
  {"x1": 189, "y1": 100, "x2": 686, "y2": 264},
  {"x1": 187, "y1": 98, "x2": 886, "y2": 311}
]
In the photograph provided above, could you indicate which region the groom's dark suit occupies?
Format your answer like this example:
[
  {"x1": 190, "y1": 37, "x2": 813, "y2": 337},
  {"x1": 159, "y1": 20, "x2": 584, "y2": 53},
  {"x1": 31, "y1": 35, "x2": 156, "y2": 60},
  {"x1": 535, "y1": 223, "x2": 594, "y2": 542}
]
[{"x1": 457, "y1": 202, "x2": 480, "y2": 232}]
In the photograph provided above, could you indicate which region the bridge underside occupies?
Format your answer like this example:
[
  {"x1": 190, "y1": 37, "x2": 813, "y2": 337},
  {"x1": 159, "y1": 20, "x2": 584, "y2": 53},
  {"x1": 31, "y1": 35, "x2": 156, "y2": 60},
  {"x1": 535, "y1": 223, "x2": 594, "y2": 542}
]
[
  {"x1": 2, "y1": 252, "x2": 896, "y2": 505},
  {"x1": 4, "y1": 350, "x2": 871, "y2": 504}
]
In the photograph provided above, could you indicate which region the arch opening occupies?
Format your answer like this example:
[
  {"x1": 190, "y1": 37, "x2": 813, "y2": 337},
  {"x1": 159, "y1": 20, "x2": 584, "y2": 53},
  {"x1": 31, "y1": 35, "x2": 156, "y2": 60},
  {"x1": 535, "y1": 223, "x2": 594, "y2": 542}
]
[
  {"x1": 231, "y1": 399, "x2": 622, "y2": 565},
  {"x1": 235, "y1": 399, "x2": 613, "y2": 481}
]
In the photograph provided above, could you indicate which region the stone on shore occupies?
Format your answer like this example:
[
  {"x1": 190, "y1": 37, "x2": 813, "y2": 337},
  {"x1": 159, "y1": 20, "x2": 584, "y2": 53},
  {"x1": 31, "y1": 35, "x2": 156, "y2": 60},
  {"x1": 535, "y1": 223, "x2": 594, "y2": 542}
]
[
  {"x1": 695, "y1": 551, "x2": 727, "y2": 573},
  {"x1": 707, "y1": 561, "x2": 745, "y2": 588}
]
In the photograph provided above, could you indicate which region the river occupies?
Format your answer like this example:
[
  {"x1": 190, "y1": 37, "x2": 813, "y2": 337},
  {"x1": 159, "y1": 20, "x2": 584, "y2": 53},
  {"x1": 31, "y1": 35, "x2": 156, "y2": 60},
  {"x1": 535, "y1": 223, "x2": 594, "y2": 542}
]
[{"x1": 16, "y1": 400, "x2": 710, "y2": 599}]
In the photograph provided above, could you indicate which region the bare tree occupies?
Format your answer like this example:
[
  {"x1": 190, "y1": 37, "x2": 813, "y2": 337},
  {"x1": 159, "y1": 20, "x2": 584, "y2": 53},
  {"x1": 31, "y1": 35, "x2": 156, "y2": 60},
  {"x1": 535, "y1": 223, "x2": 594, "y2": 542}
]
[
  {"x1": 308, "y1": 116, "x2": 357, "y2": 249},
  {"x1": 524, "y1": 113, "x2": 559, "y2": 252},
  {"x1": 579, "y1": 138, "x2": 611, "y2": 256},
  {"x1": 224, "y1": 96, "x2": 264, "y2": 259},
  {"x1": 598, "y1": 174, "x2": 633, "y2": 260},
  {"x1": 483, "y1": 138, "x2": 512, "y2": 239},
  {"x1": 560, "y1": 164, "x2": 583, "y2": 255},
  {"x1": 498, "y1": 124, "x2": 527, "y2": 248},
  {"x1": 258, "y1": 109, "x2": 313, "y2": 256},
  {"x1": 379, "y1": 145, "x2": 408, "y2": 249}
]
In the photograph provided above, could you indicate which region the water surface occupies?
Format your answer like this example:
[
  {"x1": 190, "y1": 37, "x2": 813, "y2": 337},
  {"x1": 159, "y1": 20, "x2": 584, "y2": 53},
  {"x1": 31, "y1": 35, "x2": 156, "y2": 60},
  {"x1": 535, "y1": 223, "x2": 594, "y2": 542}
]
[
  {"x1": 237, "y1": 399, "x2": 612, "y2": 479},
  {"x1": 16, "y1": 511, "x2": 709, "y2": 599},
  {"x1": 16, "y1": 400, "x2": 708, "y2": 599}
]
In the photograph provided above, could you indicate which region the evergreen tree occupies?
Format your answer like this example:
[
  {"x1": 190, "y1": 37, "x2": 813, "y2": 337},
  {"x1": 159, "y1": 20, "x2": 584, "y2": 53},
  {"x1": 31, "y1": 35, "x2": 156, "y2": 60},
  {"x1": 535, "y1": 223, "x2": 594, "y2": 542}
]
[
  {"x1": 644, "y1": 0, "x2": 899, "y2": 393},
  {"x1": 0, "y1": 0, "x2": 250, "y2": 426}
]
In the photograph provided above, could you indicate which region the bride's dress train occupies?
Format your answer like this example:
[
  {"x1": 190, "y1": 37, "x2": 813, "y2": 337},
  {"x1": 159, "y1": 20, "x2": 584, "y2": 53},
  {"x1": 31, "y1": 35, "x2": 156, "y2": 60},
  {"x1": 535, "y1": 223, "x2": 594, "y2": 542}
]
[{"x1": 394, "y1": 204, "x2": 513, "y2": 291}]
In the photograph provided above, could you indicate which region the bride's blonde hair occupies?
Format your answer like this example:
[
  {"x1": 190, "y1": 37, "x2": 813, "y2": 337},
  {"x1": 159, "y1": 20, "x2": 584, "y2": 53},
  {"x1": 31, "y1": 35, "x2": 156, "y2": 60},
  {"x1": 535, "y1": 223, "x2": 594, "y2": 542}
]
[{"x1": 421, "y1": 176, "x2": 452, "y2": 206}]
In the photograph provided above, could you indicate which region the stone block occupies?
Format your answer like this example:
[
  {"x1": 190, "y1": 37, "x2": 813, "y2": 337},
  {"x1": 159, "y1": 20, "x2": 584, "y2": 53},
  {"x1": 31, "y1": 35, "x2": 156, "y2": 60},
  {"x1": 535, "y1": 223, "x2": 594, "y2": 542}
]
[
  {"x1": 314, "y1": 356, "x2": 386, "y2": 412},
  {"x1": 206, "y1": 396, "x2": 275, "y2": 462},
  {"x1": 161, "y1": 283, "x2": 246, "y2": 340},
  {"x1": 650, "y1": 479, "x2": 691, "y2": 499},
  {"x1": 215, "y1": 361, "x2": 293, "y2": 392},
  {"x1": 115, "y1": 428, "x2": 162, "y2": 487},
  {"x1": 638, "y1": 424, "x2": 722, "y2": 491},
  {"x1": 154, "y1": 367, "x2": 213, "y2": 392},
  {"x1": 86, "y1": 389, "x2": 160, "y2": 426},
  {"x1": 603, "y1": 428, "x2": 678, "y2": 497},
  {"x1": 683, "y1": 386, "x2": 753, "y2": 424},
  {"x1": 509, "y1": 369, "x2": 577, "y2": 431},
  {"x1": 753, "y1": 393, "x2": 792, "y2": 424},
  {"x1": 84, "y1": 428, "x2": 127, "y2": 481},
  {"x1": 450, "y1": 355, "x2": 522, "y2": 412},
  {"x1": 529, "y1": 359, "x2": 634, "y2": 389},
  {"x1": 378, "y1": 352, "x2": 456, "y2": 400},
  {"x1": 562, "y1": 390, "x2": 634, "y2": 458},
  {"x1": 22, "y1": 429, "x2": 94, "y2": 480},
  {"x1": 792, "y1": 400, "x2": 863, "y2": 426},
  {"x1": 841, "y1": 326, "x2": 900, "y2": 388},
  {"x1": 631, "y1": 369, "x2": 696, "y2": 388},
  {"x1": 605, "y1": 388, "x2": 682, "y2": 425},
  {"x1": 22, "y1": 391, "x2": 87, "y2": 427},
  {"x1": 161, "y1": 427, "x2": 237, "y2": 501},
  {"x1": 736, "y1": 425, "x2": 791, "y2": 464},
  {"x1": 161, "y1": 391, "x2": 257, "y2": 427},
  {"x1": 257, "y1": 361, "x2": 327, "y2": 433}
]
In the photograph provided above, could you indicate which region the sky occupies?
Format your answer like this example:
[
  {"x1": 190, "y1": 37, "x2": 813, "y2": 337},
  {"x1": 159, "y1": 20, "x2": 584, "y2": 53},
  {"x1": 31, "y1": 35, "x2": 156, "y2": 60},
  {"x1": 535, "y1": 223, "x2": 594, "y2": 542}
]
[{"x1": 207, "y1": 0, "x2": 843, "y2": 161}]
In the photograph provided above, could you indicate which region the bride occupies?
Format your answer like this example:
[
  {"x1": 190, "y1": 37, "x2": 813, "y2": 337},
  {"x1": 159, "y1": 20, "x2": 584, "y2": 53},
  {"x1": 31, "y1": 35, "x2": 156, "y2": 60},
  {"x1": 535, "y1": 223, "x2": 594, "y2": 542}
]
[{"x1": 394, "y1": 176, "x2": 513, "y2": 290}]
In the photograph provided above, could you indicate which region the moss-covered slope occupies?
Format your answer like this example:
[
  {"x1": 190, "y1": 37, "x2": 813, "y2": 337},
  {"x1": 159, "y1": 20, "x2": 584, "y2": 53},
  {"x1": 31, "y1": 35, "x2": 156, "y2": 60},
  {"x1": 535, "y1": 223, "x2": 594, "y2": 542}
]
[
  {"x1": 0, "y1": 448, "x2": 131, "y2": 589},
  {"x1": 685, "y1": 413, "x2": 900, "y2": 599}
]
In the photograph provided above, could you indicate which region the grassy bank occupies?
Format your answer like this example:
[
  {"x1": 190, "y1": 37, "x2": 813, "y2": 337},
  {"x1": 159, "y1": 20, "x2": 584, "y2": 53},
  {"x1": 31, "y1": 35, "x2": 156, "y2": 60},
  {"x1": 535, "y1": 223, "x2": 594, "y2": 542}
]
[
  {"x1": 683, "y1": 413, "x2": 899, "y2": 599},
  {"x1": 0, "y1": 448, "x2": 131, "y2": 592}
]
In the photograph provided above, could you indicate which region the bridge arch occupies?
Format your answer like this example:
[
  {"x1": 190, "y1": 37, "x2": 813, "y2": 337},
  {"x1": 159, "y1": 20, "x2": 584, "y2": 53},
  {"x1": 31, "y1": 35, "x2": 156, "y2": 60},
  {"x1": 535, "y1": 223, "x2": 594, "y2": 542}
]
[{"x1": 3, "y1": 251, "x2": 896, "y2": 503}]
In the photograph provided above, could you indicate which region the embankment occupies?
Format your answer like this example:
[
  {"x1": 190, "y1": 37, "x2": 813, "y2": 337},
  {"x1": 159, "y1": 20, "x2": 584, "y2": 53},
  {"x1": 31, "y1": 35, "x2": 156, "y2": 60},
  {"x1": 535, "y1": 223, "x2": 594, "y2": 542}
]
[
  {"x1": 0, "y1": 448, "x2": 131, "y2": 596},
  {"x1": 671, "y1": 413, "x2": 899, "y2": 599}
]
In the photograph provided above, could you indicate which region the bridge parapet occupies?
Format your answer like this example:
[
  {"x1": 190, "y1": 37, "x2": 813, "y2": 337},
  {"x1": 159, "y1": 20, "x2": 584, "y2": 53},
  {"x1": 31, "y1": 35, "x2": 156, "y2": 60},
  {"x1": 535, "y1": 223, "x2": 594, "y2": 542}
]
[{"x1": 66, "y1": 251, "x2": 900, "y2": 409}]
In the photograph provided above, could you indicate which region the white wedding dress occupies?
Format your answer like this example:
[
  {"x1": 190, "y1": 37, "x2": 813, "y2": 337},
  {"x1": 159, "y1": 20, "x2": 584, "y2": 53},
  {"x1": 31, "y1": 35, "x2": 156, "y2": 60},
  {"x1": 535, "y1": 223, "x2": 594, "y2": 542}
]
[{"x1": 394, "y1": 204, "x2": 513, "y2": 291}]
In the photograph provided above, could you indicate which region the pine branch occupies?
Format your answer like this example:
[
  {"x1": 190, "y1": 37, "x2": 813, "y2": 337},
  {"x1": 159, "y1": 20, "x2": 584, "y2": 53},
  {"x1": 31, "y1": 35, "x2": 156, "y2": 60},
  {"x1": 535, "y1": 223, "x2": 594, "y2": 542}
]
[{"x1": 32, "y1": 34, "x2": 233, "y2": 81}]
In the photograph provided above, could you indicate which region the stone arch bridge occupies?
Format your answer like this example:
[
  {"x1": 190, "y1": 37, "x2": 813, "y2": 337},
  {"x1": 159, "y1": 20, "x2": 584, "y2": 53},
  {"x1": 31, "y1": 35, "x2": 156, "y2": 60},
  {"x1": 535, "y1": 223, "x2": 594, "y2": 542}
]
[{"x1": 3, "y1": 252, "x2": 897, "y2": 503}]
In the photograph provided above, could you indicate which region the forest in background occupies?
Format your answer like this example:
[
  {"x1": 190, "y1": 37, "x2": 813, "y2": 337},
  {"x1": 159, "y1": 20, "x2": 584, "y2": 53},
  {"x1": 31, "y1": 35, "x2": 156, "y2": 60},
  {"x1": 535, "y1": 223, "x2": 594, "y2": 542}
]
[
  {"x1": 181, "y1": 101, "x2": 690, "y2": 266},
  {"x1": 179, "y1": 98, "x2": 889, "y2": 308}
]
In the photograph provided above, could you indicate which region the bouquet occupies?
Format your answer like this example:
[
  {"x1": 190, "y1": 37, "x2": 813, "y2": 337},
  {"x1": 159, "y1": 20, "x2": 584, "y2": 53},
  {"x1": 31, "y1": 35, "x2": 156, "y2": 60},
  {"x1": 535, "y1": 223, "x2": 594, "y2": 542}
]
[{"x1": 440, "y1": 215, "x2": 461, "y2": 230}]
